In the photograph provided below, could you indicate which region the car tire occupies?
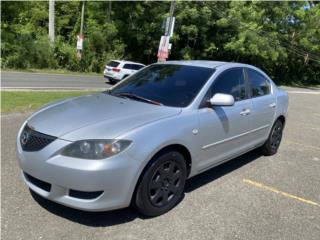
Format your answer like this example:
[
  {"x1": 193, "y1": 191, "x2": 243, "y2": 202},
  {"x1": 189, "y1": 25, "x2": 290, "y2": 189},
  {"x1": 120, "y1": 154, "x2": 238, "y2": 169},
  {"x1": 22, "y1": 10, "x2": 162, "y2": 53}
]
[
  {"x1": 108, "y1": 78, "x2": 115, "y2": 84},
  {"x1": 134, "y1": 150, "x2": 187, "y2": 217},
  {"x1": 260, "y1": 119, "x2": 284, "y2": 156}
]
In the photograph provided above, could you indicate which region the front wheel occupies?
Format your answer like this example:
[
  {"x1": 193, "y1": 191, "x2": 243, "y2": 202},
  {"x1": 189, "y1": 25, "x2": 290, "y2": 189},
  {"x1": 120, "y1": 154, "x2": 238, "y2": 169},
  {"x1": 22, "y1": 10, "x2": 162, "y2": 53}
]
[
  {"x1": 260, "y1": 119, "x2": 284, "y2": 156},
  {"x1": 134, "y1": 150, "x2": 187, "y2": 217}
]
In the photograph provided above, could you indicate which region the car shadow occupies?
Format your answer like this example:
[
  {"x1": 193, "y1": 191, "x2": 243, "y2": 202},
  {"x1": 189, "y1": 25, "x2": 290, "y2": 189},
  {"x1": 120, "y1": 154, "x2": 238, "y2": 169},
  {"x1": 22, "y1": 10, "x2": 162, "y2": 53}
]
[
  {"x1": 185, "y1": 150, "x2": 261, "y2": 193},
  {"x1": 30, "y1": 149, "x2": 262, "y2": 227},
  {"x1": 105, "y1": 81, "x2": 115, "y2": 85},
  {"x1": 30, "y1": 190, "x2": 142, "y2": 226}
]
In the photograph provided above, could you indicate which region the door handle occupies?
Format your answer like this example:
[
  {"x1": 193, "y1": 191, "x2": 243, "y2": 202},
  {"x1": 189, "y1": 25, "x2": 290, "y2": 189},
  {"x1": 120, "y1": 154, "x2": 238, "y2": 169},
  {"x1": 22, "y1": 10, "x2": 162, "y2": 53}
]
[
  {"x1": 240, "y1": 109, "x2": 251, "y2": 116},
  {"x1": 269, "y1": 103, "x2": 276, "y2": 108}
]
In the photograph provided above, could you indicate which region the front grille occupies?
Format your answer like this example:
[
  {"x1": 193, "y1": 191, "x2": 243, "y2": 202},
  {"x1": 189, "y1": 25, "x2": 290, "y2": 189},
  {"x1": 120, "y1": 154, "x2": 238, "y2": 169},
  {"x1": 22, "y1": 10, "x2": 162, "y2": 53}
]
[
  {"x1": 20, "y1": 125, "x2": 57, "y2": 151},
  {"x1": 69, "y1": 189, "x2": 103, "y2": 200},
  {"x1": 24, "y1": 172, "x2": 51, "y2": 192}
]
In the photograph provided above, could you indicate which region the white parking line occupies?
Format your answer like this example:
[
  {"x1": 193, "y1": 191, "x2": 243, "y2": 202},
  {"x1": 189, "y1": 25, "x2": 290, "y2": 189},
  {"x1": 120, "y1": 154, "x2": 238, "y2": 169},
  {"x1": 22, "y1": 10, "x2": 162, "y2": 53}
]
[
  {"x1": 2, "y1": 86, "x2": 99, "y2": 89},
  {"x1": 1, "y1": 87, "x2": 105, "y2": 91},
  {"x1": 287, "y1": 91, "x2": 320, "y2": 95},
  {"x1": 1, "y1": 71, "x2": 101, "y2": 78}
]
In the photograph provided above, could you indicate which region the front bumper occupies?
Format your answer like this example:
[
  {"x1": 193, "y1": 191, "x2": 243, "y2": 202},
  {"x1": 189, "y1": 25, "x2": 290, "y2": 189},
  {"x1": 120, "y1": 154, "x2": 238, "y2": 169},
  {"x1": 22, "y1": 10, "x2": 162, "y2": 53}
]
[{"x1": 16, "y1": 125, "x2": 140, "y2": 212}]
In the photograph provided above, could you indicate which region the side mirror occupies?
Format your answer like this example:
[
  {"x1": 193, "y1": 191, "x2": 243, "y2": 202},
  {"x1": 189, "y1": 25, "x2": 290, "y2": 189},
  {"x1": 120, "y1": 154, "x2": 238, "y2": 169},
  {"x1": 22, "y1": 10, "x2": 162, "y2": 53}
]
[{"x1": 209, "y1": 93, "x2": 235, "y2": 106}]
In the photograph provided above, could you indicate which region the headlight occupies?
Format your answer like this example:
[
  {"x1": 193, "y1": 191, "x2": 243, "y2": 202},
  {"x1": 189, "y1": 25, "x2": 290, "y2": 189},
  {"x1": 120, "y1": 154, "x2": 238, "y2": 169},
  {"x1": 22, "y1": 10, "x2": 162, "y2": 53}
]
[{"x1": 61, "y1": 139, "x2": 132, "y2": 159}]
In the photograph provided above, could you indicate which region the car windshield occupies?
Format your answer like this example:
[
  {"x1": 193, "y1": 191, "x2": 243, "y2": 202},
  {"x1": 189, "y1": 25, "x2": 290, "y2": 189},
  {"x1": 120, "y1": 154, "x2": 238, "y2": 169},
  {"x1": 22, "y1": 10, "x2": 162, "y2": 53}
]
[{"x1": 108, "y1": 64, "x2": 215, "y2": 107}]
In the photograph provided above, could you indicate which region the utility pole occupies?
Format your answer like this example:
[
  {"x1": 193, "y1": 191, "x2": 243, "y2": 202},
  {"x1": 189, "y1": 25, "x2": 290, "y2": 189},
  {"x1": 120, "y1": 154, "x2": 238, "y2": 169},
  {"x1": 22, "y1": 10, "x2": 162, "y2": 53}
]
[
  {"x1": 157, "y1": 0, "x2": 175, "y2": 62},
  {"x1": 48, "y1": 0, "x2": 55, "y2": 43},
  {"x1": 108, "y1": 0, "x2": 112, "y2": 21},
  {"x1": 80, "y1": 1, "x2": 85, "y2": 37},
  {"x1": 166, "y1": 0, "x2": 175, "y2": 37},
  {"x1": 77, "y1": 1, "x2": 85, "y2": 60}
]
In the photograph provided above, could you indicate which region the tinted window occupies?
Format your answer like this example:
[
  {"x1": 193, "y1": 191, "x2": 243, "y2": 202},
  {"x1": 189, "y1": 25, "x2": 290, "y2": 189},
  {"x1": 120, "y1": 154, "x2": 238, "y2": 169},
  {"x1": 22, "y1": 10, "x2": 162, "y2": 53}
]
[
  {"x1": 133, "y1": 64, "x2": 144, "y2": 70},
  {"x1": 123, "y1": 64, "x2": 132, "y2": 69},
  {"x1": 124, "y1": 64, "x2": 144, "y2": 70},
  {"x1": 109, "y1": 64, "x2": 215, "y2": 107},
  {"x1": 107, "y1": 61, "x2": 120, "y2": 67},
  {"x1": 210, "y1": 68, "x2": 246, "y2": 101},
  {"x1": 247, "y1": 69, "x2": 270, "y2": 97}
]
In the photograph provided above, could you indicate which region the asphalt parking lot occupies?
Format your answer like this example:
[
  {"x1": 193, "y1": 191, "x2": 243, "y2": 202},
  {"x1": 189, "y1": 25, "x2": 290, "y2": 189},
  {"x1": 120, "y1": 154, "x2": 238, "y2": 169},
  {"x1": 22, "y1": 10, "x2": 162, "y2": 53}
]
[{"x1": 1, "y1": 87, "x2": 320, "y2": 240}]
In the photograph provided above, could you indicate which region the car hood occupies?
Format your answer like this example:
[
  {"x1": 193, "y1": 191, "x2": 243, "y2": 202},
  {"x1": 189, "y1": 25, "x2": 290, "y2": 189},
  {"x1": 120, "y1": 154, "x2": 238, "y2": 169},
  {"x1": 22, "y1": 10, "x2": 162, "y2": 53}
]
[{"x1": 27, "y1": 93, "x2": 181, "y2": 141}]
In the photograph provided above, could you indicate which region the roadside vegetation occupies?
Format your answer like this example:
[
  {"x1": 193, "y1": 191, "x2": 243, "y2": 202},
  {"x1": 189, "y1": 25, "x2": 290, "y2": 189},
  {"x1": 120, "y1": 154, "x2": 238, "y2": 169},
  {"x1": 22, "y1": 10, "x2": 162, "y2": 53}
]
[
  {"x1": 2, "y1": 68, "x2": 101, "y2": 76},
  {"x1": 1, "y1": 91, "x2": 98, "y2": 114},
  {"x1": 1, "y1": 1, "x2": 319, "y2": 86}
]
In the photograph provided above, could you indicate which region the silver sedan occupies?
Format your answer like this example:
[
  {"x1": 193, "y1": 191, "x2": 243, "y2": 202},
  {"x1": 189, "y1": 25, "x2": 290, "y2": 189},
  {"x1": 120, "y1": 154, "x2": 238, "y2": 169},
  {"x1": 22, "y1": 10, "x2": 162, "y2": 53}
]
[{"x1": 16, "y1": 61, "x2": 288, "y2": 216}]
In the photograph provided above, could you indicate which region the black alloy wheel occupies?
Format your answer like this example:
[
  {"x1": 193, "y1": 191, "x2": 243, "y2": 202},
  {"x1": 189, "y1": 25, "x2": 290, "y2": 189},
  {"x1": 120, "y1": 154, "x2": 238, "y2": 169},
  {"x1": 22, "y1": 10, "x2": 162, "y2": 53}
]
[
  {"x1": 134, "y1": 150, "x2": 187, "y2": 217},
  {"x1": 261, "y1": 119, "x2": 284, "y2": 156},
  {"x1": 148, "y1": 160, "x2": 183, "y2": 207}
]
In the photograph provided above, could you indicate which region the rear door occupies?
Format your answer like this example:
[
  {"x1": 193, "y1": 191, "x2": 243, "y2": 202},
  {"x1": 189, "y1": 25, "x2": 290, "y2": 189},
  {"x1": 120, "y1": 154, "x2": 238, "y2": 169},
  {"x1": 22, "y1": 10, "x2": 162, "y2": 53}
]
[
  {"x1": 123, "y1": 64, "x2": 136, "y2": 76},
  {"x1": 197, "y1": 68, "x2": 253, "y2": 171},
  {"x1": 245, "y1": 68, "x2": 276, "y2": 145}
]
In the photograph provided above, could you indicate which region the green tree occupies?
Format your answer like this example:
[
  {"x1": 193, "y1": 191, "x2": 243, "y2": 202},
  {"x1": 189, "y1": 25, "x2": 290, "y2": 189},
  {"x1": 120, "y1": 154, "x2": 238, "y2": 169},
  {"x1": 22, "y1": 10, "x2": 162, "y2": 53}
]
[{"x1": 1, "y1": 1, "x2": 319, "y2": 85}]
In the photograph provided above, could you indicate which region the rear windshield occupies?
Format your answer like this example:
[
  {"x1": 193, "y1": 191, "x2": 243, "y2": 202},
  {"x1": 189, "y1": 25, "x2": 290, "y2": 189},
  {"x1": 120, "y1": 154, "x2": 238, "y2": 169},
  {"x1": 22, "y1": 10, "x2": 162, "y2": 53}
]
[
  {"x1": 107, "y1": 61, "x2": 120, "y2": 67},
  {"x1": 110, "y1": 64, "x2": 215, "y2": 107},
  {"x1": 123, "y1": 64, "x2": 144, "y2": 70}
]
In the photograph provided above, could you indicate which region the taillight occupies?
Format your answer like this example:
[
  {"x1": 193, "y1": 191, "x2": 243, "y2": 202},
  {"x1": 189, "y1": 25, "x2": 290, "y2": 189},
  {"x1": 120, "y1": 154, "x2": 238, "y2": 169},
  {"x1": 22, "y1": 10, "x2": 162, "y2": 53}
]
[{"x1": 112, "y1": 68, "x2": 120, "y2": 72}]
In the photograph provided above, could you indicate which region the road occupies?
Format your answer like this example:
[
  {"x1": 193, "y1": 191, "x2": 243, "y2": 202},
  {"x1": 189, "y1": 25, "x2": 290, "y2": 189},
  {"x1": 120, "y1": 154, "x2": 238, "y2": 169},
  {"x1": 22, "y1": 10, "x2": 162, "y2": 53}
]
[
  {"x1": 1, "y1": 89, "x2": 320, "y2": 240},
  {"x1": 1, "y1": 71, "x2": 109, "y2": 90}
]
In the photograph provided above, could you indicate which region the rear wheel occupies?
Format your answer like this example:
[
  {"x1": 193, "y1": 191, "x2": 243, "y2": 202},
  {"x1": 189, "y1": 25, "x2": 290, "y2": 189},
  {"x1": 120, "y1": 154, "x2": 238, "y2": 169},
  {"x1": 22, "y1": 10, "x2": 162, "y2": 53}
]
[
  {"x1": 108, "y1": 78, "x2": 116, "y2": 84},
  {"x1": 260, "y1": 119, "x2": 284, "y2": 156},
  {"x1": 134, "y1": 150, "x2": 187, "y2": 217}
]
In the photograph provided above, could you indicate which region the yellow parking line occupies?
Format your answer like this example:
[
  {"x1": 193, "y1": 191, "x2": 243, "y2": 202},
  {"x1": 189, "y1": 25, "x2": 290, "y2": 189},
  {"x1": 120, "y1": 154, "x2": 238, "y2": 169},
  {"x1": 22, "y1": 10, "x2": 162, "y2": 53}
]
[
  {"x1": 243, "y1": 179, "x2": 320, "y2": 208},
  {"x1": 285, "y1": 140, "x2": 320, "y2": 151}
]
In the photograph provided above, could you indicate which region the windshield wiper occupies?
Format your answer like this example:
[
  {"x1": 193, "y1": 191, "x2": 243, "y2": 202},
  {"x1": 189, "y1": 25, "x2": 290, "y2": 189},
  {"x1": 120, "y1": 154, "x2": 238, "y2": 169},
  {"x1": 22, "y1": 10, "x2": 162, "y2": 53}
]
[{"x1": 115, "y1": 92, "x2": 163, "y2": 106}]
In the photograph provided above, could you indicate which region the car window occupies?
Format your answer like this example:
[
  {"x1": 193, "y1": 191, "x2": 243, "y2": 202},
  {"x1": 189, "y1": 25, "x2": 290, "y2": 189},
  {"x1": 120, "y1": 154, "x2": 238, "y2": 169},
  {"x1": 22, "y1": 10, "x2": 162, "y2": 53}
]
[
  {"x1": 107, "y1": 61, "x2": 120, "y2": 67},
  {"x1": 132, "y1": 64, "x2": 144, "y2": 70},
  {"x1": 199, "y1": 68, "x2": 246, "y2": 108},
  {"x1": 247, "y1": 69, "x2": 270, "y2": 97},
  {"x1": 109, "y1": 64, "x2": 215, "y2": 107},
  {"x1": 123, "y1": 64, "x2": 132, "y2": 70},
  {"x1": 211, "y1": 68, "x2": 246, "y2": 101},
  {"x1": 124, "y1": 64, "x2": 144, "y2": 70}
]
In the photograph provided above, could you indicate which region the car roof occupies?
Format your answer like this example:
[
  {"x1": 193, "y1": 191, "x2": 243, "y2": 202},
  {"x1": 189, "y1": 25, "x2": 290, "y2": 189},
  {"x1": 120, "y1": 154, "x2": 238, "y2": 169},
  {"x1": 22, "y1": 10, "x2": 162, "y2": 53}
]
[
  {"x1": 158, "y1": 60, "x2": 260, "y2": 70},
  {"x1": 159, "y1": 60, "x2": 227, "y2": 69},
  {"x1": 111, "y1": 60, "x2": 145, "y2": 65}
]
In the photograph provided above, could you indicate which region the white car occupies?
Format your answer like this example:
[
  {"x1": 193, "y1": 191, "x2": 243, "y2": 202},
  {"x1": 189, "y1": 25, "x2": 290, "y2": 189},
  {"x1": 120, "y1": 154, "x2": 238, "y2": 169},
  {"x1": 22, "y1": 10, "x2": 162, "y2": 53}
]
[{"x1": 103, "y1": 60, "x2": 145, "y2": 84}]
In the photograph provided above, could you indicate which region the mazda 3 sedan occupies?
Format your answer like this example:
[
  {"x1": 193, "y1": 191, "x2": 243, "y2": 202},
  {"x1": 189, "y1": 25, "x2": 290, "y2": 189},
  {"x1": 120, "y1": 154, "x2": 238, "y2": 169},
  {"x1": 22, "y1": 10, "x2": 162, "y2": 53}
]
[{"x1": 17, "y1": 61, "x2": 288, "y2": 216}]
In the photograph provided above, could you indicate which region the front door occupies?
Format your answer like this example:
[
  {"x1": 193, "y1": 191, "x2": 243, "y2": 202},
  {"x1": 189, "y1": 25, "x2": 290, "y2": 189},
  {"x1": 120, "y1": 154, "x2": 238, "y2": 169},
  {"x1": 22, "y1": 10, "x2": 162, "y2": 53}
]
[{"x1": 197, "y1": 68, "x2": 253, "y2": 171}]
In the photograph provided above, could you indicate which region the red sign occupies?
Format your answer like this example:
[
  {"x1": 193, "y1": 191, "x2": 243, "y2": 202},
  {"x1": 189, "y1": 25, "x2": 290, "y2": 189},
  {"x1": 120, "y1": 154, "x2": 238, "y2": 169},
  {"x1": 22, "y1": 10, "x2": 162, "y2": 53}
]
[
  {"x1": 157, "y1": 36, "x2": 169, "y2": 59},
  {"x1": 77, "y1": 34, "x2": 84, "y2": 50}
]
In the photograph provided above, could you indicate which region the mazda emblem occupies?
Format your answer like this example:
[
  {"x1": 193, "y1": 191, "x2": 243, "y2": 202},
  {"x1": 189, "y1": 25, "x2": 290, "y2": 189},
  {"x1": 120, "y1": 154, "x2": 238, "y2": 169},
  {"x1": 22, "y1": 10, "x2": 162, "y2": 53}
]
[{"x1": 20, "y1": 131, "x2": 29, "y2": 145}]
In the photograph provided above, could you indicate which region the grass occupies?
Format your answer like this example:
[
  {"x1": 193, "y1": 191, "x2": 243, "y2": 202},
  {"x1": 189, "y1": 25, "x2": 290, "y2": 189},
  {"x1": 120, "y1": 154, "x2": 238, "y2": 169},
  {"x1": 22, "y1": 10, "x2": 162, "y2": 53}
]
[
  {"x1": 2, "y1": 68, "x2": 101, "y2": 76},
  {"x1": 1, "y1": 91, "x2": 98, "y2": 114}
]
